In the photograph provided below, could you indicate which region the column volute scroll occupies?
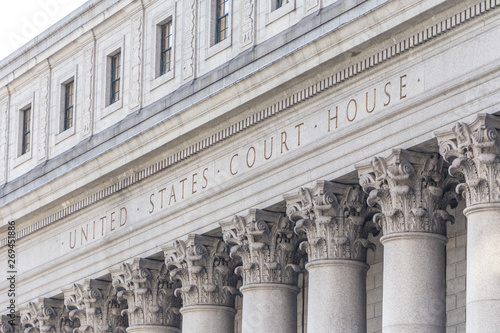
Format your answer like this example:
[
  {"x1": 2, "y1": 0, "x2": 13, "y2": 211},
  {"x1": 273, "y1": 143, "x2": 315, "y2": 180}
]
[
  {"x1": 220, "y1": 209, "x2": 303, "y2": 286},
  {"x1": 436, "y1": 113, "x2": 500, "y2": 206},
  {"x1": 0, "y1": 316, "x2": 14, "y2": 333},
  {"x1": 284, "y1": 180, "x2": 380, "y2": 263},
  {"x1": 109, "y1": 258, "x2": 181, "y2": 330},
  {"x1": 163, "y1": 234, "x2": 240, "y2": 308},
  {"x1": 357, "y1": 149, "x2": 458, "y2": 236},
  {"x1": 19, "y1": 298, "x2": 74, "y2": 333},
  {"x1": 63, "y1": 279, "x2": 127, "y2": 333}
]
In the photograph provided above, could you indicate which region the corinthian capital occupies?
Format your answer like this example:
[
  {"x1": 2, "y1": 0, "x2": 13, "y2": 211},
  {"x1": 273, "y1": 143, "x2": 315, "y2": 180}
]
[
  {"x1": 110, "y1": 258, "x2": 181, "y2": 329},
  {"x1": 285, "y1": 181, "x2": 379, "y2": 262},
  {"x1": 357, "y1": 149, "x2": 457, "y2": 236},
  {"x1": 220, "y1": 209, "x2": 302, "y2": 286},
  {"x1": 436, "y1": 113, "x2": 500, "y2": 206},
  {"x1": 63, "y1": 279, "x2": 127, "y2": 333},
  {"x1": 163, "y1": 234, "x2": 240, "y2": 308},
  {"x1": 20, "y1": 298, "x2": 74, "y2": 333}
]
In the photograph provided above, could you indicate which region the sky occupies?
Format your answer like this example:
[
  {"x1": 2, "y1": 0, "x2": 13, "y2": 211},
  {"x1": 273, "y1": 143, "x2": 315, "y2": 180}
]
[{"x1": 0, "y1": 0, "x2": 89, "y2": 62}]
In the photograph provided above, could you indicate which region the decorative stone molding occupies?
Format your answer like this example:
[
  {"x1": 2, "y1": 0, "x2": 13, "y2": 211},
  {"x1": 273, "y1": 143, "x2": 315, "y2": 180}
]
[
  {"x1": 38, "y1": 73, "x2": 49, "y2": 161},
  {"x1": 0, "y1": 99, "x2": 7, "y2": 183},
  {"x1": 357, "y1": 149, "x2": 458, "y2": 236},
  {"x1": 82, "y1": 44, "x2": 94, "y2": 137},
  {"x1": 110, "y1": 258, "x2": 181, "y2": 329},
  {"x1": 220, "y1": 209, "x2": 302, "y2": 286},
  {"x1": 285, "y1": 181, "x2": 379, "y2": 262},
  {"x1": 130, "y1": 13, "x2": 143, "y2": 110},
  {"x1": 19, "y1": 298, "x2": 74, "y2": 333},
  {"x1": 436, "y1": 113, "x2": 500, "y2": 207},
  {"x1": 5, "y1": 0, "x2": 500, "y2": 249},
  {"x1": 240, "y1": 0, "x2": 254, "y2": 48},
  {"x1": 163, "y1": 234, "x2": 240, "y2": 308},
  {"x1": 63, "y1": 279, "x2": 127, "y2": 333},
  {"x1": 182, "y1": 0, "x2": 196, "y2": 79},
  {"x1": 0, "y1": 316, "x2": 13, "y2": 333}
]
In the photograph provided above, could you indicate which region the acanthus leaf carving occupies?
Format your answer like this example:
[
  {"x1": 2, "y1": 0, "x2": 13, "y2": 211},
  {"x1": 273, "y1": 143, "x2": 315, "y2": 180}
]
[
  {"x1": 436, "y1": 113, "x2": 500, "y2": 206},
  {"x1": 285, "y1": 181, "x2": 379, "y2": 262},
  {"x1": 164, "y1": 235, "x2": 240, "y2": 308},
  {"x1": 20, "y1": 298, "x2": 72, "y2": 333},
  {"x1": 182, "y1": 0, "x2": 196, "y2": 79},
  {"x1": 63, "y1": 279, "x2": 126, "y2": 333},
  {"x1": 109, "y1": 258, "x2": 180, "y2": 329},
  {"x1": 220, "y1": 209, "x2": 302, "y2": 286},
  {"x1": 357, "y1": 149, "x2": 458, "y2": 236}
]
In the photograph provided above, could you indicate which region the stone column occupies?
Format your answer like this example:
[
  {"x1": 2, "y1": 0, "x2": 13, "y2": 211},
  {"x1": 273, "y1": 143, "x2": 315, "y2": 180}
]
[
  {"x1": 436, "y1": 114, "x2": 500, "y2": 333},
  {"x1": 110, "y1": 258, "x2": 181, "y2": 333},
  {"x1": 163, "y1": 234, "x2": 240, "y2": 333},
  {"x1": 63, "y1": 279, "x2": 128, "y2": 333},
  {"x1": 220, "y1": 209, "x2": 302, "y2": 333},
  {"x1": 19, "y1": 298, "x2": 75, "y2": 332},
  {"x1": 285, "y1": 181, "x2": 379, "y2": 333},
  {"x1": 357, "y1": 149, "x2": 457, "y2": 333}
]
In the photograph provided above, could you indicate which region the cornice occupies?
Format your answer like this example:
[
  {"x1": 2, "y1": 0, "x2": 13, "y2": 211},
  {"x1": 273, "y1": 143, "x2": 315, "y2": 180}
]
[{"x1": 1, "y1": 0, "x2": 499, "y2": 247}]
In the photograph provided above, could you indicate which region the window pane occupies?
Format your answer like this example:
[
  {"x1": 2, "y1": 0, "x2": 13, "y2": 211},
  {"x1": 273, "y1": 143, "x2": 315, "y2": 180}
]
[
  {"x1": 64, "y1": 80, "x2": 74, "y2": 130},
  {"x1": 160, "y1": 21, "x2": 173, "y2": 75},
  {"x1": 110, "y1": 53, "x2": 121, "y2": 104},
  {"x1": 216, "y1": 0, "x2": 229, "y2": 43},
  {"x1": 22, "y1": 108, "x2": 31, "y2": 154}
]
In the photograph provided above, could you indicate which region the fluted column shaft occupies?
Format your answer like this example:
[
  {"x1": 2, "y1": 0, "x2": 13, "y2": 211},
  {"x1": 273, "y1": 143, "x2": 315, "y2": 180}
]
[
  {"x1": 358, "y1": 150, "x2": 456, "y2": 333},
  {"x1": 437, "y1": 114, "x2": 500, "y2": 333}
]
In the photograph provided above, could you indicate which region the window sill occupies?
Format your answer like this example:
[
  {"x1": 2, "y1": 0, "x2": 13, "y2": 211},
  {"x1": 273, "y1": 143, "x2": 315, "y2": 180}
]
[
  {"x1": 55, "y1": 125, "x2": 76, "y2": 145},
  {"x1": 14, "y1": 149, "x2": 32, "y2": 168},
  {"x1": 151, "y1": 69, "x2": 175, "y2": 91},
  {"x1": 102, "y1": 98, "x2": 123, "y2": 118},
  {"x1": 268, "y1": 0, "x2": 295, "y2": 24},
  {"x1": 206, "y1": 36, "x2": 231, "y2": 59}
]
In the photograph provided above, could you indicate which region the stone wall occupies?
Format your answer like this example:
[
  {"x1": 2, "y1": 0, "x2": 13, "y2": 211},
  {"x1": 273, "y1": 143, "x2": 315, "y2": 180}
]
[{"x1": 446, "y1": 200, "x2": 467, "y2": 333}]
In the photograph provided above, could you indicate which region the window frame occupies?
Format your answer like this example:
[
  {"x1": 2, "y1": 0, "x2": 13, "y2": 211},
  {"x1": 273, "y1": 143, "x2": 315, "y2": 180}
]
[
  {"x1": 206, "y1": 0, "x2": 232, "y2": 58},
  {"x1": 110, "y1": 52, "x2": 121, "y2": 105},
  {"x1": 215, "y1": 0, "x2": 229, "y2": 44},
  {"x1": 268, "y1": 0, "x2": 295, "y2": 23},
  {"x1": 21, "y1": 106, "x2": 31, "y2": 155},
  {"x1": 159, "y1": 20, "x2": 173, "y2": 76},
  {"x1": 63, "y1": 79, "x2": 74, "y2": 131}
]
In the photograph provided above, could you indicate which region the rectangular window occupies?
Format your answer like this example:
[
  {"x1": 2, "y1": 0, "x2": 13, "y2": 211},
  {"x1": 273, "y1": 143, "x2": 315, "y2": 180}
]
[
  {"x1": 21, "y1": 107, "x2": 31, "y2": 155},
  {"x1": 216, "y1": 0, "x2": 229, "y2": 44},
  {"x1": 276, "y1": 0, "x2": 283, "y2": 9},
  {"x1": 63, "y1": 80, "x2": 74, "y2": 131},
  {"x1": 110, "y1": 52, "x2": 121, "y2": 105},
  {"x1": 160, "y1": 21, "x2": 173, "y2": 76}
]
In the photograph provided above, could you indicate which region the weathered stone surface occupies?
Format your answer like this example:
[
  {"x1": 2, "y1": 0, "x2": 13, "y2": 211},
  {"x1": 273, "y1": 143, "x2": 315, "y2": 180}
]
[
  {"x1": 285, "y1": 180, "x2": 379, "y2": 262},
  {"x1": 163, "y1": 234, "x2": 240, "y2": 308},
  {"x1": 436, "y1": 113, "x2": 500, "y2": 206},
  {"x1": 357, "y1": 149, "x2": 458, "y2": 236},
  {"x1": 220, "y1": 209, "x2": 302, "y2": 286},
  {"x1": 110, "y1": 258, "x2": 181, "y2": 330}
]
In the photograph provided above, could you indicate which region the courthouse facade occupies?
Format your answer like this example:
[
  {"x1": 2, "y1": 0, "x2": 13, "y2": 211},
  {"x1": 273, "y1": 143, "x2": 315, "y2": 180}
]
[{"x1": 1, "y1": 0, "x2": 500, "y2": 332}]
